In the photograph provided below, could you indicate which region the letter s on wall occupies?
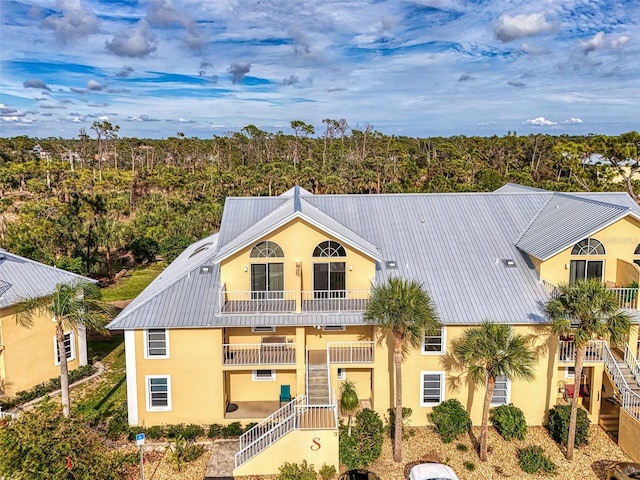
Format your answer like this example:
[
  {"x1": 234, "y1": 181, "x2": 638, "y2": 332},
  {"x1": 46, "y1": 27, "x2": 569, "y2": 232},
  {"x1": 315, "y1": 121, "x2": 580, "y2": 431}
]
[{"x1": 310, "y1": 437, "x2": 321, "y2": 451}]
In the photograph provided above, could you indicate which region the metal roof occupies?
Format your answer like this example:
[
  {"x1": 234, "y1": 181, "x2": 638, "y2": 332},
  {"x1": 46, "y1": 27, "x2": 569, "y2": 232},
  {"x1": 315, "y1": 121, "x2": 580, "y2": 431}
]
[
  {"x1": 0, "y1": 250, "x2": 93, "y2": 309},
  {"x1": 107, "y1": 186, "x2": 640, "y2": 330},
  {"x1": 516, "y1": 194, "x2": 633, "y2": 260},
  {"x1": 213, "y1": 190, "x2": 382, "y2": 263}
]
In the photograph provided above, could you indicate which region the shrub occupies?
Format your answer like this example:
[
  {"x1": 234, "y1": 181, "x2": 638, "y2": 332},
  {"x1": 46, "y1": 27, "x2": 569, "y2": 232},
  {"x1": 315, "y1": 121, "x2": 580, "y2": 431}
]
[
  {"x1": 319, "y1": 463, "x2": 337, "y2": 480},
  {"x1": 456, "y1": 443, "x2": 468, "y2": 452},
  {"x1": 164, "y1": 423, "x2": 203, "y2": 440},
  {"x1": 463, "y1": 461, "x2": 476, "y2": 472},
  {"x1": 547, "y1": 405, "x2": 590, "y2": 448},
  {"x1": 490, "y1": 404, "x2": 527, "y2": 441},
  {"x1": 168, "y1": 436, "x2": 206, "y2": 472},
  {"x1": 277, "y1": 460, "x2": 317, "y2": 480},
  {"x1": 129, "y1": 237, "x2": 159, "y2": 263},
  {"x1": 221, "y1": 421, "x2": 243, "y2": 438},
  {"x1": 429, "y1": 399, "x2": 471, "y2": 443},
  {"x1": 208, "y1": 424, "x2": 223, "y2": 438},
  {"x1": 518, "y1": 446, "x2": 557, "y2": 474},
  {"x1": 244, "y1": 422, "x2": 258, "y2": 432},
  {"x1": 385, "y1": 407, "x2": 414, "y2": 440},
  {"x1": 339, "y1": 408, "x2": 384, "y2": 470}
]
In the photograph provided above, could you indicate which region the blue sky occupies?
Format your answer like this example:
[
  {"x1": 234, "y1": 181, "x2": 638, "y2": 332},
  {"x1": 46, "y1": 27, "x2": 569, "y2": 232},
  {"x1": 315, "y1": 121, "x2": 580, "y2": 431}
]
[{"x1": 1, "y1": 0, "x2": 638, "y2": 139}]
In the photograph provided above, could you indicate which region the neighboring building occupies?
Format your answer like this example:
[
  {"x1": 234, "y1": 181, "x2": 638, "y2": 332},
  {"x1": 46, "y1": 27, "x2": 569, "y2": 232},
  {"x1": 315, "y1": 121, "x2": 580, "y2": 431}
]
[
  {"x1": 107, "y1": 184, "x2": 640, "y2": 474},
  {"x1": 0, "y1": 250, "x2": 91, "y2": 399}
]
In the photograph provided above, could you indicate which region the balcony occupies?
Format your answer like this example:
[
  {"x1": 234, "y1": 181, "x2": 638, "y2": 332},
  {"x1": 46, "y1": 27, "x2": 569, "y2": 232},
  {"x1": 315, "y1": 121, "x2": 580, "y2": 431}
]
[
  {"x1": 301, "y1": 290, "x2": 370, "y2": 313},
  {"x1": 607, "y1": 287, "x2": 638, "y2": 310},
  {"x1": 327, "y1": 341, "x2": 375, "y2": 364},
  {"x1": 223, "y1": 342, "x2": 296, "y2": 366},
  {"x1": 558, "y1": 340, "x2": 606, "y2": 363},
  {"x1": 218, "y1": 283, "x2": 371, "y2": 314},
  {"x1": 542, "y1": 280, "x2": 638, "y2": 310}
]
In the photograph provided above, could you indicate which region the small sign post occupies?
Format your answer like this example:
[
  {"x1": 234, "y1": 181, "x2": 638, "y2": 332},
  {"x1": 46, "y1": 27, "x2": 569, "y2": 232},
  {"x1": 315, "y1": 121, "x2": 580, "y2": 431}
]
[{"x1": 135, "y1": 433, "x2": 145, "y2": 480}]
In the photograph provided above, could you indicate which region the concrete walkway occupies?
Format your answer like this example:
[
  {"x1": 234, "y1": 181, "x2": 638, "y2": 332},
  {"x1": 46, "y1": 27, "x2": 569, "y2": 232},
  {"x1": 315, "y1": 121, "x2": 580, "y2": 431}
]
[{"x1": 204, "y1": 439, "x2": 239, "y2": 480}]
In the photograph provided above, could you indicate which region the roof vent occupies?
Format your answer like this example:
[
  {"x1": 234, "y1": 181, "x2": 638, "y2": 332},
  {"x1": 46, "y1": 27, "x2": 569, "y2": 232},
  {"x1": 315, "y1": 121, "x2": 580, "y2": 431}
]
[
  {"x1": 200, "y1": 265, "x2": 213, "y2": 274},
  {"x1": 502, "y1": 259, "x2": 517, "y2": 268},
  {"x1": 385, "y1": 260, "x2": 398, "y2": 269}
]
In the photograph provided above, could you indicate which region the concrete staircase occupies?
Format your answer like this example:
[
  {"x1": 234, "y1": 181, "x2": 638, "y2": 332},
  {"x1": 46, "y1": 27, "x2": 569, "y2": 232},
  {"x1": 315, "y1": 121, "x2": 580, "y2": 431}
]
[{"x1": 307, "y1": 362, "x2": 330, "y2": 405}]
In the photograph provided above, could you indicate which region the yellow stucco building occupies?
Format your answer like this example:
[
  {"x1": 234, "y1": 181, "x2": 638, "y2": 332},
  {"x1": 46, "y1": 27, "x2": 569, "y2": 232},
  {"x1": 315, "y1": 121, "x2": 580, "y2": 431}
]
[
  {"x1": 108, "y1": 184, "x2": 640, "y2": 475},
  {"x1": 0, "y1": 250, "x2": 90, "y2": 400}
]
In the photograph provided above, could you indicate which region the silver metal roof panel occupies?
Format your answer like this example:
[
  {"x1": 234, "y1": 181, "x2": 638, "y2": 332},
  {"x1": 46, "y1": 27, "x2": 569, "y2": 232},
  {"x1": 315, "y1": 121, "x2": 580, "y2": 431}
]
[{"x1": 0, "y1": 250, "x2": 93, "y2": 309}]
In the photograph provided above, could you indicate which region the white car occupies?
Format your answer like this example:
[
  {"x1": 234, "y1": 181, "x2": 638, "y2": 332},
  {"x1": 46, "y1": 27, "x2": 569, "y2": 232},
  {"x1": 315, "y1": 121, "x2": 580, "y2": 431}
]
[{"x1": 409, "y1": 463, "x2": 460, "y2": 480}]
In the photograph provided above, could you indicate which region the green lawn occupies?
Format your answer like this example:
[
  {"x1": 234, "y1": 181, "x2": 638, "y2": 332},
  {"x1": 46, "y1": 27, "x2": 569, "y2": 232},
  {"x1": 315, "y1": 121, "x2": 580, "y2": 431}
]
[{"x1": 101, "y1": 263, "x2": 165, "y2": 301}]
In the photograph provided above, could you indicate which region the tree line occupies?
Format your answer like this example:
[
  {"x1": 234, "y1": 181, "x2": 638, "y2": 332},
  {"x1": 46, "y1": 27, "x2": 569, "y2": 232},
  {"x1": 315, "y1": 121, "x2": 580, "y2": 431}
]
[{"x1": 0, "y1": 122, "x2": 638, "y2": 279}]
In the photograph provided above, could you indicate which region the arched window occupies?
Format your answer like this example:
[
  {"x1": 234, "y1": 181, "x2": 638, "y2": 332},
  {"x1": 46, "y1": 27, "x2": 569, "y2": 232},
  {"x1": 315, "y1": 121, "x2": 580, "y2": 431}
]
[
  {"x1": 313, "y1": 241, "x2": 346, "y2": 257},
  {"x1": 634, "y1": 244, "x2": 640, "y2": 255},
  {"x1": 250, "y1": 241, "x2": 284, "y2": 258},
  {"x1": 571, "y1": 238, "x2": 605, "y2": 255}
]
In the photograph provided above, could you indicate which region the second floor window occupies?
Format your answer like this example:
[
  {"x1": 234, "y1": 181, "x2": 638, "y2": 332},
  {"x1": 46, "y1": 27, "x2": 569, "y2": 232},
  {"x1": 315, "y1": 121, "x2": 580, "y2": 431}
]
[
  {"x1": 251, "y1": 263, "x2": 284, "y2": 299},
  {"x1": 146, "y1": 329, "x2": 168, "y2": 358},
  {"x1": 570, "y1": 237, "x2": 605, "y2": 283},
  {"x1": 313, "y1": 241, "x2": 346, "y2": 299},
  {"x1": 422, "y1": 327, "x2": 445, "y2": 354},
  {"x1": 251, "y1": 241, "x2": 284, "y2": 258},
  {"x1": 54, "y1": 332, "x2": 75, "y2": 365}
]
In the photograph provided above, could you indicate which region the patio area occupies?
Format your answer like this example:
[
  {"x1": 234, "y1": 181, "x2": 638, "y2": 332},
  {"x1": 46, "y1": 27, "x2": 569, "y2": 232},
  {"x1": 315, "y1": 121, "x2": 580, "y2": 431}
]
[{"x1": 224, "y1": 400, "x2": 281, "y2": 420}]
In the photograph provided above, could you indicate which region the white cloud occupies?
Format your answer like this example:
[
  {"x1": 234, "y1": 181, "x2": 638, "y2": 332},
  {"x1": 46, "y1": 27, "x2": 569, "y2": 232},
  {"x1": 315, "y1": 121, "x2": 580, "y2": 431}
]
[
  {"x1": 611, "y1": 35, "x2": 630, "y2": 49},
  {"x1": 495, "y1": 13, "x2": 553, "y2": 42},
  {"x1": 87, "y1": 80, "x2": 103, "y2": 91},
  {"x1": 42, "y1": 0, "x2": 99, "y2": 42},
  {"x1": 580, "y1": 31, "x2": 606, "y2": 54},
  {"x1": 524, "y1": 116, "x2": 557, "y2": 126},
  {"x1": 106, "y1": 20, "x2": 157, "y2": 58},
  {"x1": 564, "y1": 117, "x2": 583, "y2": 124}
]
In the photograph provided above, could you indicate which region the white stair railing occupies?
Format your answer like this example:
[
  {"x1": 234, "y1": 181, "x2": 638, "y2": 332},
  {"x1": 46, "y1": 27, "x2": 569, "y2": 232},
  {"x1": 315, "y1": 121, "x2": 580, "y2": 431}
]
[
  {"x1": 234, "y1": 394, "x2": 338, "y2": 469},
  {"x1": 602, "y1": 343, "x2": 640, "y2": 422},
  {"x1": 235, "y1": 395, "x2": 306, "y2": 468},
  {"x1": 624, "y1": 344, "x2": 640, "y2": 383}
]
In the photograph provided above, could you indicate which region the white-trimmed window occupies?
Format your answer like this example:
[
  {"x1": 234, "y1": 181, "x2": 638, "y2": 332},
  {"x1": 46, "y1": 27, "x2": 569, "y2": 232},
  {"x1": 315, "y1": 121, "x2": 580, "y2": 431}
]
[
  {"x1": 420, "y1": 371, "x2": 445, "y2": 406},
  {"x1": 491, "y1": 375, "x2": 510, "y2": 406},
  {"x1": 337, "y1": 368, "x2": 346, "y2": 380},
  {"x1": 422, "y1": 327, "x2": 445, "y2": 354},
  {"x1": 252, "y1": 326, "x2": 276, "y2": 333},
  {"x1": 145, "y1": 329, "x2": 169, "y2": 358},
  {"x1": 54, "y1": 332, "x2": 76, "y2": 365},
  {"x1": 146, "y1": 375, "x2": 171, "y2": 411},
  {"x1": 252, "y1": 369, "x2": 276, "y2": 381},
  {"x1": 565, "y1": 367, "x2": 575, "y2": 379}
]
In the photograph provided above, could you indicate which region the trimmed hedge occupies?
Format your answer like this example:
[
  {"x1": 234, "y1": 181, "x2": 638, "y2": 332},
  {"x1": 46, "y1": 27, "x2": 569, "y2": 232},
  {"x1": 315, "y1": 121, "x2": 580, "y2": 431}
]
[
  {"x1": 429, "y1": 399, "x2": 472, "y2": 443},
  {"x1": 490, "y1": 404, "x2": 527, "y2": 441}
]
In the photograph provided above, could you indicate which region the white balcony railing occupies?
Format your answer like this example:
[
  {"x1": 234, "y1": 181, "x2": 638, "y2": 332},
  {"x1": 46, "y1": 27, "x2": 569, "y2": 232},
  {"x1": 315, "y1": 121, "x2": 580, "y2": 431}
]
[
  {"x1": 301, "y1": 290, "x2": 370, "y2": 312},
  {"x1": 220, "y1": 289, "x2": 297, "y2": 314},
  {"x1": 558, "y1": 340, "x2": 605, "y2": 363},
  {"x1": 541, "y1": 280, "x2": 638, "y2": 310},
  {"x1": 327, "y1": 341, "x2": 375, "y2": 364},
  {"x1": 222, "y1": 343, "x2": 296, "y2": 366},
  {"x1": 608, "y1": 288, "x2": 638, "y2": 310}
]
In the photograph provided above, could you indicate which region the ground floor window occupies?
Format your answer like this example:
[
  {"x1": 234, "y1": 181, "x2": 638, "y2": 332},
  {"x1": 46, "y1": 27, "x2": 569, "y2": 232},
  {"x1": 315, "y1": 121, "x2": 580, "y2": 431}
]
[
  {"x1": 490, "y1": 375, "x2": 510, "y2": 406},
  {"x1": 54, "y1": 332, "x2": 75, "y2": 365},
  {"x1": 337, "y1": 368, "x2": 346, "y2": 380},
  {"x1": 146, "y1": 375, "x2": 171, "y2": 411},
  {"x1": 252, "y1": 369, "x2": 276, "y2": 381},
  {"x1": 420, "y1": 371, "x2": 444, "y2": 406}
]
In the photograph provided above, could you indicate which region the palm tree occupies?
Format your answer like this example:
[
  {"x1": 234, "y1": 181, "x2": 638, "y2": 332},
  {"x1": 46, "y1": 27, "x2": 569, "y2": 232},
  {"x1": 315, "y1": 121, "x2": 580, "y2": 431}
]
[
  {"x1": 14, "y1": 281, "x2": 114, "y2": 417},
  {"x1": 452, "y1": 321, "x2": 536, "y2": 461},
  {"x1": 545, "y1": 279, "x2": 630, "y2": 461},
  {"x1": 339, "y1": 379, "x2": 359, "y2": 436},
  {"x1": 364, "y1": 277, "x2": 440, "y2": 462}
]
